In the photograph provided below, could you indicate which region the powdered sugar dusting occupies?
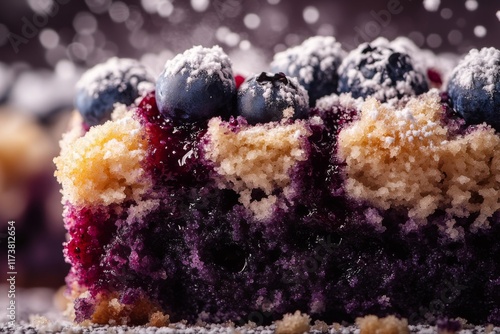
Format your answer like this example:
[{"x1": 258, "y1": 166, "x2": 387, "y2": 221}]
[
  {"x1": 315, "y1": 92, "x2": 364, "y2": 110},
  {"x1": 250, "y1": 74, "x2": 309, "y2": 110},
  {"x1": 271, "y1": 36, "x2": 345, "y2": 85},
  {"x1": 164, "y1": 45, "x2": 234, "y2": 87},
  {"x1": 76, "y1": 57, "x2": 154, "y2": 98},
  {"x1": 450, "y1": 47, "x2": 500, "y2": 93},
  {"x1": 338, "y1": 37, "x2": 427, "y2": 101}
]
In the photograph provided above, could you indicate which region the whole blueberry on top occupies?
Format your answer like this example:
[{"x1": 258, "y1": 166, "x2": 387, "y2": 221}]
[
  {"x1": 447, "y1": 47, "x2": 500, "y2": 130},
  {"x1": 237, "y1": 72, "x2": 309, "y2": 125},
  {"x1": 270, "y1": 36, "x2": 346, "y2": 106},
  {"x1": 338, "y1": 39, "x2": 428, "y2": 102},
  {"x1": 75, "y1": 57, "x2": 154, "y2": 126},
  {"x1": 155, "y1": 45, "x2": 236, "y2": 123}
]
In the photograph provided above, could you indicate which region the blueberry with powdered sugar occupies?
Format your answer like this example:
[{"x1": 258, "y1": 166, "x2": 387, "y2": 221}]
[
  {"x1": 155, "y1": 45, "x2": 237, "y2": 122},
  {"x1": 236, "y1": 72, "x2": 309, "y2": 125},
  {"x1": 270, "y1": 36, "x2": 346, "y2": 106},
  {"x1": 447, "y1": 47, "x2": 500, "y2": 130},
  {"x1": 338, "y1": 41, "x2": 428, "y2": 102},
  {"x1": 75, "y1": 57, "x2": 154, "y2": 126}
]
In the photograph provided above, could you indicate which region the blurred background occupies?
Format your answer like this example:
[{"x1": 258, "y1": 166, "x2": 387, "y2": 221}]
[{"x1": 0, "y1": 0, "x2": 499, "y2": 290}]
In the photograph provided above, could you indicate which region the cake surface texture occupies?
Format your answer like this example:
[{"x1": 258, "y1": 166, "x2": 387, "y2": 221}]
[{"x1": 54, "y1": 37, "x2": 500, "y2": 327}]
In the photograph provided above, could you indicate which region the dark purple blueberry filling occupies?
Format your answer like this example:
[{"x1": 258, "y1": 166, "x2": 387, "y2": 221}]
[{"x1": 136, "y1": 92, "x2": 209, "y2": 184}]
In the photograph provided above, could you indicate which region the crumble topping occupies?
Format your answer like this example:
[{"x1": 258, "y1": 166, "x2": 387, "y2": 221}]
[
  {"x1": 356, "y1": 315, "x2": 409, "y2": 334},
  {"x1": 54, "y1": 105, "x2": 151, "y2": 206},
  {"x1": 338, "y1": 90, "x2": 500, "y2": 229},
  {"x1": 204, "y1": 118, "x2": 311, "y2": 219},
  {"x1": 275, "y1": 311, "x2": 311, "y2": 334}
]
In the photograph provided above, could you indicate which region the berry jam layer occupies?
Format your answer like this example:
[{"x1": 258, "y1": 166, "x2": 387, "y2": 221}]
[{"x1": 55, "y1": 90, "x2": 500, "y2": 326}]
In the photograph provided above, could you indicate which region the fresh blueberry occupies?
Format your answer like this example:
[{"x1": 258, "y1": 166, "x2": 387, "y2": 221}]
[
  {"x1": 338, "y1": 40, "x2": 428, "y2": 102},
  {"x1": 236, "y1": 72, "x2": 309, "y2": 125},
  {"x1": 156, "y1": 46, "x2": 236, "y2": 123},
  {"x1": 75, "y1": 57, "x2": 154, "y2": 126},
  {"x1": 271, "y1": 36, "x2": 346, "y2": 106},
  {"x1": 447, "y1": 47, "x2": 500, "y2": 130}
]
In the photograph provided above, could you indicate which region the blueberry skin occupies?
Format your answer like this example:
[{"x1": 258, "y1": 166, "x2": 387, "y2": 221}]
[
  {"x1": 270, "y1": 36, "x2": 346, "y2": 106},
  {"x1": 237, "y1": 72, "x2": 309, "y2": 125},
  {"x1": 156, "y1": 46, "x2": 236, "y2": 123},
  {"x1": 338, "y1": 43, "x2": 428, "y2": 102},
  {"x1": 75, "y1": 58, "x2": 154, "y2": 126},
  {"x1": 447, "y1": 47, "x2": 500, "y2": 130}
]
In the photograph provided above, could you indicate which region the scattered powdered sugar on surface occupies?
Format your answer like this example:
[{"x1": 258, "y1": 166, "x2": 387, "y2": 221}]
[
  {"x1": 423, "y1": 0, "x2": 440, "y2": 12},
  {"x1": 450, "y1": 47, "x2": 500, "y2": 92},
  {"x1": 315, "y1": 92, "x2": 364, "y2": 110},
  {"x1": 164, "y1": 45, "x2": 234, "y2": 87},
  {"x1": 271, "y1": 36, "x2": 345, "y2": 85},
  {"x1": 6, "y1": 287, "x2": 497, "y2": 334},
  {"x1": 497, "y1": 10, "x2": 500, "y2": 21},
  {"x1": 76, "y1": 57, "x2": 154, "y2": 98}
]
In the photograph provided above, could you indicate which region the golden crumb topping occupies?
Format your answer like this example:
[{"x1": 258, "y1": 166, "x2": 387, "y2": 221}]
[
  {"x1": 204, "y1": 118, "x2": 311, "y2": 220},
  {"x1": 54, "y1": 105, "x2": 151, "y2": 206},
  {"x1": 275, "y1": 310, "x2": 311, "y2": 334},
  {"x1": 356, "y1": 315, "x2": 409, "y2": 334},
  {"x1": 338, "y1": 90, "x2": 500, "y2": 231}
]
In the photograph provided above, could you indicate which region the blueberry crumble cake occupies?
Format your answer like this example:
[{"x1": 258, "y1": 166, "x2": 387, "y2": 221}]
[{"x1": 54, "y1": 36, "x2": 500, "y2": 327}]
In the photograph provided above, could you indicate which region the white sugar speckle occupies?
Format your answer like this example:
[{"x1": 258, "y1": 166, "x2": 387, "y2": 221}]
[
  {"x1": 190, "y1": 0, "x2": 209, "y2": 12},
  {"x1": 474, "y1": 25, "x2": 487, "y2": 38},
  {"x1": 423, "y1": 0, "x2": 440, "y2": 12},
  {"x1": 465, "y1": 0, "x2": 478, "y2": 11},
  {"x1": 497, "y1": 10, "x2": 500, "y2": 21},
  {"x1": 244, "y1": 13, "x2": 261, "y2": 29},
  {"x1": 303, "y1": 6, "x2": 320, "y2": 24}
]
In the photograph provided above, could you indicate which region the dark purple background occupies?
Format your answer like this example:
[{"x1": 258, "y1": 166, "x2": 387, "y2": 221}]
[{"x1": 0, "y1": 0, "x2": 499, "y2": 70}]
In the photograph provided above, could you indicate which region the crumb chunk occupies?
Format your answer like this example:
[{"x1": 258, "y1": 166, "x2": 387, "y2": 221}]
[
  {"x1": 338, "y1": 90, "x2": 500, "y2": 229},
  {"x1": 275, "y1": 310, "x2": 311, "y2": 334},
  {"x1": 148, "y1": 311, "x2": 170, "y2": 327},
  {"x1": 90, "y1": 293, "x2": 168, "y2": 326},
  {"x1": 205, "y1": 118, "x2": 311, "y2": 219},
  {"x1": 356, "y1": 315, "x2": 409, "y2": 334},
  {"x1": 54, "y1": 106, "x2": 151, "y2": 206}
]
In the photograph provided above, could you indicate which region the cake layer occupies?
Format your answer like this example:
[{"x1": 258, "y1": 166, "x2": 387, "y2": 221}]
[{"x1": 55, "y1": 90, "x2": 500, "y2": 325}]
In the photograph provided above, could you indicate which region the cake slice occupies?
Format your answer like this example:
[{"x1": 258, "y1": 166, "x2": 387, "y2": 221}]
[{"x1": 54, "y1": 39, "x2": 500, "y2": 326}]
